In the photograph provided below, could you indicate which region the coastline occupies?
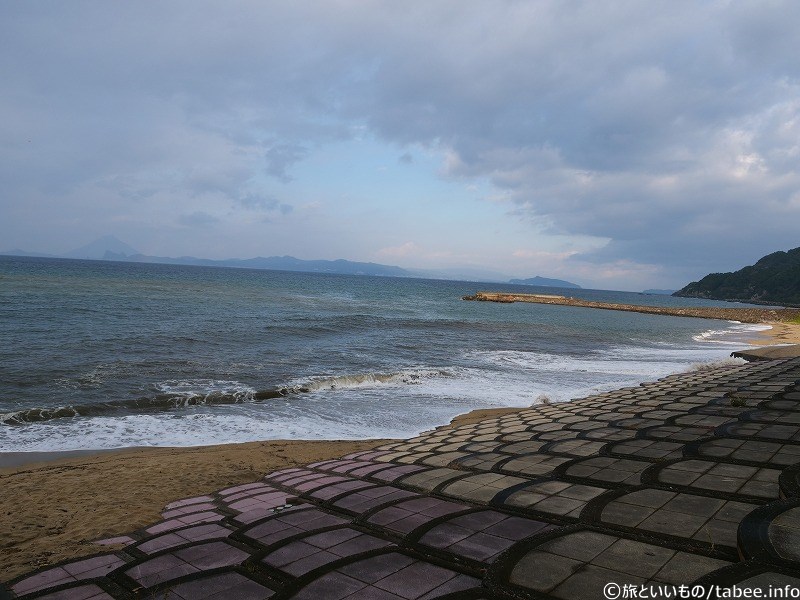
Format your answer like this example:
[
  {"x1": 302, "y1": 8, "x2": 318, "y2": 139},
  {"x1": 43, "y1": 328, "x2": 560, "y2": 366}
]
[
  {"x1": 3, "y1": 319, "x2": 799, "y2": 583},
  {"x1": 752, "y1": 320, "x2": 800, "y2": 345}
]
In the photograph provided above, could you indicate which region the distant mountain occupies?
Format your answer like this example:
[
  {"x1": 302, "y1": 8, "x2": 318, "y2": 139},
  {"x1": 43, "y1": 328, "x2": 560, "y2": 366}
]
[
  {"x1": 409, "y1": 266, "x2": 513, "y2": 283},
  {"x1": 99, "y1": 251, "x2": 411, "y2": 277},
  {"x1": 63, "y1": 235, "x2": 139, "y2": 259},
  {"x1": 643, "y1": 289, "x2": 676, "y2": 295},
  {"x1": 509, "y1": 276, "x2": 581, "y2": 289},
  {"x1": 674, "y1": 247, "x2": 800, "y2": 306},
  {"x1": 2, "y1": 236, "x2": 584, "y2": 284}
]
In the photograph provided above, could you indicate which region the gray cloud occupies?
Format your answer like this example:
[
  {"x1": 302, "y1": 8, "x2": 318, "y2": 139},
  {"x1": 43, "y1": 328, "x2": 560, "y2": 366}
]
[
  {"x1": 264, "y1": 144, "x2": 308, "y2": 183},
  {"x1": 178, "y1": 211, "x2": 219, "y2": 227},
  {"x1": 1, "y1": 1, "x2": 798, "y2": 286}
]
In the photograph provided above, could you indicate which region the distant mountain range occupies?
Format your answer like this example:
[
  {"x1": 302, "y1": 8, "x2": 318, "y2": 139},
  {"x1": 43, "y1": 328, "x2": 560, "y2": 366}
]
[
  {"x1": 674, "y1": 247, "x2": 800, "y2": 306},
  {"x1": 1, "y1": 235, "x2": 581, "y2": 286},
  {"x1": 509, "y1": 276, "x2": 581, "y2": 289}
]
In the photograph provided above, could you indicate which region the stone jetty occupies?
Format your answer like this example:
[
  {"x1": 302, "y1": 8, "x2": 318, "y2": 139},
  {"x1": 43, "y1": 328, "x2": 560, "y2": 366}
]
[
  {"x1": 5, "y1": 358, "x2": 800, "y2": 599},
  {"x1": 463, "y1": 291, "x2": 800, "y2": 323}
]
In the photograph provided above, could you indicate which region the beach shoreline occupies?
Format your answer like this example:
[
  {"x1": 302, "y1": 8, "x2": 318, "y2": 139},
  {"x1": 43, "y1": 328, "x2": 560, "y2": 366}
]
[
  {"x1": 752, "y1": 320, "x2": 800, "y2": 346},
  {"x1": 3, "y1": 320, "x2": 799, "y2": 583}
]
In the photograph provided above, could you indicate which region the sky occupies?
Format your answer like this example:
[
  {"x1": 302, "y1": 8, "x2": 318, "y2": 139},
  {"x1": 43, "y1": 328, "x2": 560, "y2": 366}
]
[{"x1": 1, "y1": 1, "x2": 799, "y2": 291}]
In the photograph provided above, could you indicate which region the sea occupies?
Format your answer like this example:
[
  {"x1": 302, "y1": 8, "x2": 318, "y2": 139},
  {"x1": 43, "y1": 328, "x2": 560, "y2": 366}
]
[{"x1": 0, "y1": 255, "x2": 769, "y2": 453}]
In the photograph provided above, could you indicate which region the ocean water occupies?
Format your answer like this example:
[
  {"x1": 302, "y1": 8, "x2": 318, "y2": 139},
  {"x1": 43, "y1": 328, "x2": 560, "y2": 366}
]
[{"x1": 0, "y1": 256, "x2": 767, "y2": 452}]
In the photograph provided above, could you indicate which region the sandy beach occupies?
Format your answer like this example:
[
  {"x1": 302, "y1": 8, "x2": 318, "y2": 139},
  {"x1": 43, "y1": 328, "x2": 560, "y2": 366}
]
[
  {"x1": 754, "y1": 320, "x2": 800, "y2": 345},
  {"x1": 2, "y1": 322, "x2": 799, "y2": 584}
]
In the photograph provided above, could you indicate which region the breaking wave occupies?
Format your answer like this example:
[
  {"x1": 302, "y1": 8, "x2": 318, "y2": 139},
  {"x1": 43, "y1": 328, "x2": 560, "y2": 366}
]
[{"x1": 1, "y1": 369, "x2": 453, "y2": 425}]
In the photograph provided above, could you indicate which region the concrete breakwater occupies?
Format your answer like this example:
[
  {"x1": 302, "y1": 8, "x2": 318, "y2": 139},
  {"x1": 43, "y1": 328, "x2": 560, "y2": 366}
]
[{"x1": 463, "y1": 291, "x2": 800, "y2": 323}]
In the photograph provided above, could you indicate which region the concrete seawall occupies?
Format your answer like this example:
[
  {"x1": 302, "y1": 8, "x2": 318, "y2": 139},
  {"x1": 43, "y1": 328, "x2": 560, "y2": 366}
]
[{"x1": 463, "y1": 291, "x2": 800, "y2": 323}]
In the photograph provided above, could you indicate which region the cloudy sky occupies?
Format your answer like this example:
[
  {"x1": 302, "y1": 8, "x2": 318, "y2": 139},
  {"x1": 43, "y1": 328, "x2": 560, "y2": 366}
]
[{"x1": 2, "y1": 1, "x2": 798, "y2": 290}]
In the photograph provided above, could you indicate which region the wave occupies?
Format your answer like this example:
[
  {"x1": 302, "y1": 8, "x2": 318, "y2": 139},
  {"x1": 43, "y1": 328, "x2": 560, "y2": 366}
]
[
  {"x1": 1, "y1": 369, "x2": 453, "y2": 426},
  {"x1": 1, "y1": 389, "x2": 267, "y2": 426},
  {"x1": 692, "y1": 322, "x2": 771, "y2": 345},
  {"x1": 284, "y1": 368, "x2": 452, "y2": 393}
]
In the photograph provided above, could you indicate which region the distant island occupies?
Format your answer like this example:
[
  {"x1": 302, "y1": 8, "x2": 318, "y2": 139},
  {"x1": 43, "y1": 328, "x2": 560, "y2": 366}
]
[
  {"x1": 1, "y1": 235, "x2": 529, "y2": 283},
  {"x1": 674, "y1": 246, "x2": 800, "y2": 306},
  {"x1": 509, "y1": 276, "x2": 581, "y2": 289},
  {"x1": 642, "y1": 289, "x2": 676, "y2": 295}
]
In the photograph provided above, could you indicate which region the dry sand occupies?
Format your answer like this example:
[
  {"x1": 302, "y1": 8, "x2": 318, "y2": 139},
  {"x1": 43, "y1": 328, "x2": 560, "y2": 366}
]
[{"x1": 754, "y1": 321, "x2": 800, "y2": 346}]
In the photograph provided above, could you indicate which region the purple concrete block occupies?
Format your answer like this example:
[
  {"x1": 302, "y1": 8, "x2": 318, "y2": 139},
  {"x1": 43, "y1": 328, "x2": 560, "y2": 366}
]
[
  {"x1": 292, "y1": 572, "x2": 367, "y2": 600},
  {"x1": 283, "y1": 473, "x2": 328, "y2": 487},
  {"x1": 396, "y1": 497, "x2": 446, "y2": 513},
  {"x1": 176, "y1": 541, "x2": 250, "y2": 570},
  {"x1": 264, "y1": 468, "x2": 304, "y2": 481},
  {"x1": 311, "y1": 482, "x2": 372, "y2": 500},
  {"x1": 419, "y1": 501, "x2": 470, "y2": 519},
  {"x1": 178, "y1": 523, "x2": 231, "y2": 542},
  {"x1": 308, "y1": 460, "x2": 339, "y2": 468},
  {"x1": 385, "y1": 513, "x2": 431, "y2": 535},
  {"x1": 229, "y1": 492, "x2": 288, "y2": 512},
  {"x1": 339, "y1": 553, "x2": 415, "y2": 584},
  {"x1": 35, "y1": 584, "x2": 114, "y2": 600},
  {"x1": 234, "y1": 506, "x2": 285, "y2": 525},
  {"x1": 368, "y1": 507, "x2": 414, "y2": 527},
  {"x1": 171, "y1": 572, "x2": 275, "y2": 600},
  {"x1": 374, "y1": 561, "x2": 458, "y2": 599},
  {"x1": 164, "y1": 495, "x2": 214, "y2": 510},
  {"x1": 138, "y1": 533, "x2": 186, "y2": 554},
  {"x1": 145, "y1": 511, "x2": 221, "y2": 534},
  {"x1": 280, "y1": 508, "x2": 348, "y2": 529},
  {"x1": 62, "y1": 555, "x2": 124, "y2": 578},
  {"x1": 224, "y1": 485, "x2": 278, "y2": 502},
  {"x1": 449, "y1": 531, "x2": 511, "y2": 561},
  {"x1": 283, "y1": 550, "x2": 340, "y2": 576},
  {"x1": 250, "y1": 524, "x2": 302, "y2": 547},
  {"x1": 12, "y1": 567, "x2": 72, "y2": 596},
  {"x1": 419, "y1": 523, "x2": 473, "y2": 548},
  {"x1": 180, "y1": 510, "x2": 224, "y2": 525},
  {"x1": 304, "y1": 527, "x2": 362, "y2": 549},
  {"x1": 347, "y1": 451, "x2": 390, "y2": 461},
  {"x1": 346, "y1": 587, "x2": 406, "y2": 600},
  {"x1": 297, "y1": 476, "x2": 350, "y2": 491},
  {"x1": 484, "y1": 516, "x2": 550, "y2": 540},
  {"x1": 418, "y1": 574, "x2": 480, "y2": 600},
  {"x1": 277, "y1": 475, "x2": 314, "y2": 488},
  {"x1": 337, "y1": 490, "x2": 418, "y2": 513},
  {"x1": 372, "y1": 468, "x2": 413, "y2": 482},
  {"x1": 350, "y1": 464, "x2": 393, "y2": 477},
  {"x1": 330, "y1": 535, "x2": 392, "y2": 556},
  {"x1": 162, "y1": 502, "x2": 217, "y2": 519},
  {"x1": 264, "y1": 541, "x2": 319, "y2": 568},
  {"x1": 331, "y1": 461, "x2": 361, "y2": 473},
  {"x1": 449, "y1": 511, "x2": 506, "y2": 531},
  {"x1": 126, "y1": 556, "x2": 197, "y2": 587}
]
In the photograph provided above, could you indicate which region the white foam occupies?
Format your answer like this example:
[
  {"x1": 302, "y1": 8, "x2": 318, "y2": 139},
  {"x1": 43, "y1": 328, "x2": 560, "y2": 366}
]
[
  {"x1": 155, "y1": 379, "x2": 256, "y2": 398},
  {"x1": 286, "y1": 368, "x2": 451, "y2": 392},
  {"x1": 692, "y1": 322, "x2": 771, "y2": 345}
]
